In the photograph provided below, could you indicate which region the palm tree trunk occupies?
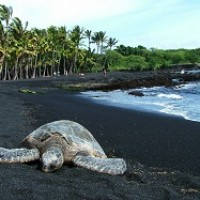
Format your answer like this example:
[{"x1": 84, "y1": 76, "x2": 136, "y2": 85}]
[
  {"x1": 25, "y1": 64, "x2": 29, "y2": 79},
  {"x1": 7, "y1": 69, "x2": 11, "y2": 80},
  {"x1": 3, "y1": 61, "x2": 8, "y2": 80},
  {"x1": 38, "y1": 56, "x2": 42, "y2": 77},
  {"x1": 29, "y1": 56, "x2": 33, "y2": 78},
  {"x1": 73, "y1": 48, "x2": 78, "y2": 73},
  {"x1": 0, "y1": 54, "x2": 5, "y2": 80},
  {"x1": 100, "y1": 42, "x2": 103, "y2": 54},
  {"x1": 51, "y1": 51, "x2": 56, "y2": 76},
  {"x1": 0, "y1": 65, "x2": 2, "y2": 80},
  {"x1": 19, "y1": 64, "x2": 23, "y2": 79},
  {"x1": 57, "y1": 56, "x2": 61, "y2": 75},
  {"x1": 13, "y1": 56, "x2": 19, "y2": 80},
  {"x1": 32, "y1": 54, "x2": 38, "y2": 78},
  {"x1": 97, "y1": 45, "x2": 100, "y2": 54},
  {"x1": 69, "y1": 60, "x2": 74, "y2": 74},
  {"x1": 38, "y1": 65, "x2": 42, "y2": 77},
  {"x1": 63, "y1": 57, "x2": 67, "y2": 75},
  {"x1": 43, "y1": 63, "x2": 47, "y2": 77}
]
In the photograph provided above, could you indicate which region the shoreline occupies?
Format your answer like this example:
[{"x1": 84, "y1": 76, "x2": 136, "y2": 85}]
[
  {"x1": 79, "y1": 82, "x2": 200, "y2": 123},
  {"x1": 20, "y1": 89, "x2": 200, "y2": 174},
  {"x1": 0, "y1": 71, "x2": 200, "y2": 199},
  {"x1": 1, "y1": 69, "x2": 200, "y2": 89},
  {"x1": 79, "y1": 91, "x2": 187, "y2": 120}
]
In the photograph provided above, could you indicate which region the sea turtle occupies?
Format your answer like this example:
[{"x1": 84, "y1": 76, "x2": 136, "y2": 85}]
[{"x1": 0, "y1": 120, "x2": 126, "y2": 175}]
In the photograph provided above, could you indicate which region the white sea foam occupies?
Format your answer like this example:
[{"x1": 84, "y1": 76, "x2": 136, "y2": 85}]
[
  {"x1": 81, "y1": 81, "x2": 200, "y2": 122},
  {"x1": 157, "y1": 93, "x2": 183, "y2": 99},
  {"x1": 160, "y1": 105, "x2": 188, "y2": 119}
]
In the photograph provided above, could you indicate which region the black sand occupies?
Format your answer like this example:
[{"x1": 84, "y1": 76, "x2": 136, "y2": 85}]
[{"x1": 0, "y1": 72, "x2": 200, "y2": 199}]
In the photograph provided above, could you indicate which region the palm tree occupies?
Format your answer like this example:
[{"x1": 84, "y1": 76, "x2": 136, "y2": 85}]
[
  {"x1": 106, "y1": 37, "x2": 118, "y2": 50},
  {"x1": 26, "y1": 28, "x2": 40, "y2": 78},
  {"x1": 34, "y1": 28, "x2": 50, "y2": 77},
  {"x1": 103, "y1": 37, "x2": 118, "y2": 71},
  {"x1": 9, "y1": 17, "x2": 28, "y2": 39},
  {"x1": 0, "y1": 4, "x2": 13, "y2": 80},
  {"x1": 91, "y1": 32, "x2": 101, "y2": 54},
  {"x1": 84, "y1": 30, "x2": 92, "y2": 50},
  {"x1": 0, "y1": 20, "x2": 5, "y2": 78},
  {"x1": 57, "y1": 26, "x2": 70, "y2": 75},
  {"x1": 1, "y1": 3, "x2": 122, "y2": 79},
  {"x1": 92, "y1": 31, "x2": 107, "y2": 54},
  {"x1": 0, "y1": 4, "x2": 13, "y2": 26},
  {"x1": 46, "y1": 26, "x2": 60, "y2": 76},
  {"x1": 82, "y1": 48, "x2": 96, "y2": 72},
  {"x1": 9, "y1": 17, "x2": 29, "y2": 79},
  {"x1": 98, "y1": 31, "x2": 107, "y2": 54},
  {"x1": 116, "y1": 45, "x2": 127, "y2": 56},
  {"x1": 69, "y1": 25, "x2": 85, "y2": 73}
]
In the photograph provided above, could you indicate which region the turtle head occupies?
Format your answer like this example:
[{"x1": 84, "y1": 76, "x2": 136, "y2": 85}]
[{"x1": 41, "y1": 147, "x2": 64, "y2": 172}]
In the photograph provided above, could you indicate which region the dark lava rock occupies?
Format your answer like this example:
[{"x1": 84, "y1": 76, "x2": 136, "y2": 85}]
[{"x1": 128, "y1": 91, "x2": 144, "y2": 97}]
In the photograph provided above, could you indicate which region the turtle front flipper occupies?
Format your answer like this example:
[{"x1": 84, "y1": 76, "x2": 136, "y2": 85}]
[
  {"x1": 0, "y1": 147, "x2": 40, "y2": 163},
  {"x1": 72, "y1": 155, "x2": 126, "y2": 175}
]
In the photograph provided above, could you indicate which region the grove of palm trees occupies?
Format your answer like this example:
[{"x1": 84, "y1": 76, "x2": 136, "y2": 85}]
[
  {"x1": 1, "y1": 4, "x2": 200, "y2": 81},
  {"x1": 0, "y1": 4, "x2": 118, "y2": 80}
]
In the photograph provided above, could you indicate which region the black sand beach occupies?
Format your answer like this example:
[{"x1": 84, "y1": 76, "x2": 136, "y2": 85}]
[{"x1": 0, "y1": 72, "x2": 200, "y2": 199}]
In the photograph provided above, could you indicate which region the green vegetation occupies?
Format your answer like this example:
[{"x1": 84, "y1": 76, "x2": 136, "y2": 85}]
[
  {"x1": 0, "y1": 4, "x2": 200, "y2": 81},
  {"x1": 111, "y1": 45, "x2": 200, "y2": 71},
  {"x1": 18, "y1": 89, "x2": 37, "y2": 94},
  {"x1": 0, "y1": 4, "x2": 117, "y2": 80},
  {"x1": 18, "y1": 88, "x2": 45, "y2": 94}
]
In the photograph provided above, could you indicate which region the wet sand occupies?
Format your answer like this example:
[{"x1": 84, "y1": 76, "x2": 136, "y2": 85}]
[{"x1": 0, "y1": 72, "x2": 200, "y2": 199}]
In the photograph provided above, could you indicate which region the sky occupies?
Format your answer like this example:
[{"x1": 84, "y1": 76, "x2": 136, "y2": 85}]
[{"x1": 1, "y1": 0, "x2": 200, "y2": 49}]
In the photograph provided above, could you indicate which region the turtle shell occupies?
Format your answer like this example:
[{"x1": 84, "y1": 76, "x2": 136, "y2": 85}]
[{"x1": 23, "y1": 120, "x2": 106, "y2": 156}]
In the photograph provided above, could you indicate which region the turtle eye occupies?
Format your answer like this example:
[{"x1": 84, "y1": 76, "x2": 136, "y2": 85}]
[{"x1": 56, "y1": 153, "x2": 61, "y2": 158}]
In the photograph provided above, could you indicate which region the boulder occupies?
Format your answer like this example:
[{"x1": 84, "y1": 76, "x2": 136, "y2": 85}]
[{"x1": 128, "y1": 91, "x2": 144, "y2": 97}]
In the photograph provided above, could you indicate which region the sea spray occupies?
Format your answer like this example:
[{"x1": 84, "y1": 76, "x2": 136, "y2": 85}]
[{"x1": 81, "y1": 81, "x2": 200, "y2": 122}]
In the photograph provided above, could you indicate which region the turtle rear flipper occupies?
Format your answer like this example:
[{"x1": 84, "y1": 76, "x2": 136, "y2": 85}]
[
  {"x1": 0, "y1": 147, "x2": 40, "y2": 163},
  {"x1": 72, "y1": 155, "x2": 126, "y2": 175}
]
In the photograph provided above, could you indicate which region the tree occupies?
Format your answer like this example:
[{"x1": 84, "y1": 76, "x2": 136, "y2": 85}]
[
  {"x1": 106, "y1": 37, "x2": 118, "y2": 50},
  {"x1": 0, "y1": 20, "x2": 5, "y2": 78},
  {"x1": 92, "y1": 32, "x2": 101, "y2": 54},
  {"x1": 81, "y1": 48, "x2": 96, "y2": 72},
  {"x1": 0, "y1": 4, "x2": 13, "y2": 26},
  {"x1": 102, "y1": 37, "x2": 118, "y2": 71},
  {"x1": 9, "y1": 17, "x2": 29, "y2": 79},
  {"x1": 56, "y1": 26, "x2": 70, "y2": 75},
  {"x1": 27, "y1": 28, "x2": 42, "y2": 78},
  {"x1": 7, "y1": 4, "x2": 193, "y2": 80},
  {"x1": 123, "y1": 55, "x2": 147, "y2": 71},
  {"x1": 98, "y1": 31, "x2": 107, "y2": 54},
  {"x1": 9, "y1": 17, "x2": 28, "y2": 39},
  {"x1": 69, "y1": 25, "x2": 85, "y2": 73},
  {"x1": 115, "y1": 44, "x2": 127, "y2": 56},
  {"x1": 0, "y1": 4, "x2": 13, "y2": 80},
  {"x1": 171, "y1": 50, "x2": 186, "y2": 64},
  {"x1": 105, "y1": 50, "x2": 123, "y2": 71},
  {"x1": 91, "y1": 31, "x2": 107, "y2": 54},
  {"x1": 84, "y1": 30, "x2": 92, "y2": 50},
  {"x1": 185, "y1": 49, "x2": 200, "y2": 63}
]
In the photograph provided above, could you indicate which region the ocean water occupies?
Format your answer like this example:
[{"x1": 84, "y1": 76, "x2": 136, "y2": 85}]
[{"x1": 81, "y1": 81, "x2": 200, "y2": 123}]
